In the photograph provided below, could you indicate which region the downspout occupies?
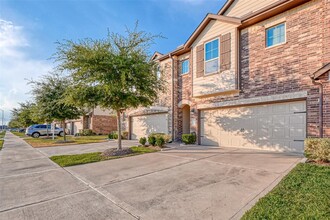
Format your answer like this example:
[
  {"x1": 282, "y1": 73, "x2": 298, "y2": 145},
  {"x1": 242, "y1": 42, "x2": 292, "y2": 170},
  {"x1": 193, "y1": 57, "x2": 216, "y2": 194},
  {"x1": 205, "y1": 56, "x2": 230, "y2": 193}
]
[
  {"x1": 169, "y1": 54, "x2": 175, "y2": 142},
  {"x1": 311, "y1": 77, "x2": 323, "y2": 138}
]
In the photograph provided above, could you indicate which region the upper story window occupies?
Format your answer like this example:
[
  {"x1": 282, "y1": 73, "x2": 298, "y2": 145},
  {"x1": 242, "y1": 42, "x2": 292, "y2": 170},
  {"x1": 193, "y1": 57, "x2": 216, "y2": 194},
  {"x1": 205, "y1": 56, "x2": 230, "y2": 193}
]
[
  {"x1": 205, "y1": 39, "x2": 219, "y2": 74},
  {"x1": 181, "y1": 60, "x2": 189, "y2": 75},
  {"x1": 266, "y1": 23, "x2": 286, "y2": 48},
  {"x1": 156, "y1": 66, "x2": 161, "y2": 79}
]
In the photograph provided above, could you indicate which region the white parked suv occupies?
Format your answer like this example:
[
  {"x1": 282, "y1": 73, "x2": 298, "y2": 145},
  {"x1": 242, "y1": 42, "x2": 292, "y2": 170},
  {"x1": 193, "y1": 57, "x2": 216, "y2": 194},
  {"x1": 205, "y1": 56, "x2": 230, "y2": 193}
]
[{"x1": 25, "y1": 124, "x2": 64, "y2": 138}]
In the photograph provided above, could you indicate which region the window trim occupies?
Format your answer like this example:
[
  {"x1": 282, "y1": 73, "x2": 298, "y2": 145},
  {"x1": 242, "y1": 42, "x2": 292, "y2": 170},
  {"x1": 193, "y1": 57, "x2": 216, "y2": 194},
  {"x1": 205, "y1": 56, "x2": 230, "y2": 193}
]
[
  {"x1": 156, "y1": 65, "x2": 161, "y2": 80},
  {"x1": 265, "y1": 22, "x2": 286, "y2": 48},
  {"x1": 181, "y1": 59, "x2": 189, "y2": 75},
  {"x1": 204, "y1": 37, "x2": 220, "y2": 75}
]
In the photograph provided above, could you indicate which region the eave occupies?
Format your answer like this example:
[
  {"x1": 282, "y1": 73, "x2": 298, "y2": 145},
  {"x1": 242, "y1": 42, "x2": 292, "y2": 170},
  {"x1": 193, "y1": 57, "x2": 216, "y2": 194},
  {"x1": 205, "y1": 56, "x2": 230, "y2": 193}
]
[
  {"x1": 311, "y1": 63, "x2": 330, "y2": 79},
  {"x1": 217, "y1": 0, "x2": 235, "y2": 15},
  {"x1": 239, "y1": 0, "x2": 311, "y2": 29},
  {"x1": 184, "y1": 13, "x2": 241, "y2": 48}
]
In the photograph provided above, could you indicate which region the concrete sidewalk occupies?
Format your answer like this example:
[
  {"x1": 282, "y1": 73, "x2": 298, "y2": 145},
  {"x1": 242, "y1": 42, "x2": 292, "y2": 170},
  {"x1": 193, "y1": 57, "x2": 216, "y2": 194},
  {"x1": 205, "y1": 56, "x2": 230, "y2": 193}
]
[{"x1": 0, "y1": 132, "x2": 135, "y2": 220}]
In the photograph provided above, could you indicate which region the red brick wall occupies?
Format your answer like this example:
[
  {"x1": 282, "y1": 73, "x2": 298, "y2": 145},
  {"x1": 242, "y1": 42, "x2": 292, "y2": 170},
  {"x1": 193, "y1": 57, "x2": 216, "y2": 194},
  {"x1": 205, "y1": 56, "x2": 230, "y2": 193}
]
[
  {"x1": 174, "y1": 0, "x2": 329, "y2": 139},
  {"x1": 91, "y1": 115, "x2": 117, "y2": 135},
  {"x1": 237, "y1": 0, "x2": 325, "y2": 137},
  {"x1": 323, "y1": 0, "x2": 330, "y2": 64},
  {"x1": 320, "y1": 72, "x2": 330, "y2": 136}
]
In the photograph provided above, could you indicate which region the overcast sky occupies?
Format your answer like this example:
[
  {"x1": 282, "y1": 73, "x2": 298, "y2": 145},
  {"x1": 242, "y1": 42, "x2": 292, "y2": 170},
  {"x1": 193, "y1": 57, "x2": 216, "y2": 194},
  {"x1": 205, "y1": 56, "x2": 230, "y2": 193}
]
[{"x1": 0, "y1": 0, "x2": 226, "y2": 124}]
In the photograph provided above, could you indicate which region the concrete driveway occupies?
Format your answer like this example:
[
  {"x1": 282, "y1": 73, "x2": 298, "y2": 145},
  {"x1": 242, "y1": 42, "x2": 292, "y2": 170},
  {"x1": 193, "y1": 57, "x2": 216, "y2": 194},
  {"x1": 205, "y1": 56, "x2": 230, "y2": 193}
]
[{"x1": 0, "y1": 133, "x2": 303, "y2": 220}]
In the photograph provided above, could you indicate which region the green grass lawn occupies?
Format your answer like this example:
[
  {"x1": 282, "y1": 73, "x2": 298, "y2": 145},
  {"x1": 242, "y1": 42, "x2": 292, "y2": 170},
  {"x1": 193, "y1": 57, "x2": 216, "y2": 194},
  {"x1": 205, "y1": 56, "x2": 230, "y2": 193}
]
[
  {"x1": 11, "y1": 131, "x2": 26, "y2": 138},
  {"x1": 242, "y1": 163, "x2": 330, "y2": 220},
  {"x1": 24, "y1": 135, "x2": 108, "y2": 148},
  {"x1": 0, "y1": 131, "x2": 5, "y2": 138},
  {"x1": 0, "y1": 131, "x2": 5, "y2": 150},
  {"x1": 50, "y1": 146, "x2": 158, "y2": 167}
]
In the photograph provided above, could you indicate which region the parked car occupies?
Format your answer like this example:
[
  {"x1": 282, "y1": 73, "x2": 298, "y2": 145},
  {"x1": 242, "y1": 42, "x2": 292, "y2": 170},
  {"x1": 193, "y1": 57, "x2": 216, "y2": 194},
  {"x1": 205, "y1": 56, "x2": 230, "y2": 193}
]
[{"x1": 26, "y1": 124, "x2": 64, "y2": 138}]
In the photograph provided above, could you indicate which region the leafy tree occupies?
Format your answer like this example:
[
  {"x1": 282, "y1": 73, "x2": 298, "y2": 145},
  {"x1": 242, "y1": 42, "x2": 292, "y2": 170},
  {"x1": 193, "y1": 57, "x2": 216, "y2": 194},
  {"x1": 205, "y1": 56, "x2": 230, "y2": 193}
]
[
  {"x1": 54, "y1": 24, "x2": 164, "y2": 149},
  {"x1": 10, "y1": 102, "x2": 39, "y2": 128},
  {"x1": 29, "y1": 74, "x2": 83, "y2": 141},
  {"x1": 8, "y1": 118, "x2": 22, "y2": 128}
]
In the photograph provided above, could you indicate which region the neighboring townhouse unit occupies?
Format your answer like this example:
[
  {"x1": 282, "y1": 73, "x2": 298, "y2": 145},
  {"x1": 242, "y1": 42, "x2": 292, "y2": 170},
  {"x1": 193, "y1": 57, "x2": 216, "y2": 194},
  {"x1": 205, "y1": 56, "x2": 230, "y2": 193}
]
[
  {"x1": 127, "y1": 0, "x2": 330, "y2": 154},
  {"x1": 65, "y1": 106, "x2": 117, "y2": 135}
]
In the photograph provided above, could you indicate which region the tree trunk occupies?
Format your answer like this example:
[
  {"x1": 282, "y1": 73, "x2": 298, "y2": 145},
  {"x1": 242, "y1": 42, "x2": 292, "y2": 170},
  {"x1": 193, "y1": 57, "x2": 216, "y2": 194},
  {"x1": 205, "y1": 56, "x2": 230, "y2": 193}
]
[
  {"x1": 116, "y1": 110, "x2": 122, "y2": 150},
  {"x1": 62, "y1": 120, "x2": 66, "y2": 142},
  {"x1": 46, "y1": 123, "x2": 49, "y2": 138}
]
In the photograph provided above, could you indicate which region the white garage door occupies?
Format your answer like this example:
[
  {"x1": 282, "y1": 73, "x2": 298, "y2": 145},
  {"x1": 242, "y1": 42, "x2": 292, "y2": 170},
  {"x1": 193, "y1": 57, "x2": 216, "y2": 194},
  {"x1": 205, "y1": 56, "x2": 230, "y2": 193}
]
[
  {"x1": 73, "y1": 121, "x2": 83, "y2": 135},
  {"x1": 131, "y1": 113, "x2": 168, "y2": 140},
  {"x1": 201, "y1": 101, "x2": 306, "y2": 153}
]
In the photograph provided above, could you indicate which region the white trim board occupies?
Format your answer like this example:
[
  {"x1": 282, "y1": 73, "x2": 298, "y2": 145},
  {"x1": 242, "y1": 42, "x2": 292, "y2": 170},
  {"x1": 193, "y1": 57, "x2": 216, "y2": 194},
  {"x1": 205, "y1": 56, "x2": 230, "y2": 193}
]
[{"x1": 197, "y1": 91, "x2": 308, "y2": 110}]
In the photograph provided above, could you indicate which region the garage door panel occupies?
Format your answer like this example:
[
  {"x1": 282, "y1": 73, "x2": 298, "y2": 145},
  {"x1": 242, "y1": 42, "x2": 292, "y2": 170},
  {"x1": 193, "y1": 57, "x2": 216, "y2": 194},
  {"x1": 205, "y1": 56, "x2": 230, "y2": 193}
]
[
  {"x1": 201, "y1": 101, "x2": 306, "y2": 153},
  {"x1": 290, "y1": 128, "x2": 305, "y2": 139},
  {"x1": 272, "y1": 103, "x2": 289, "y2": 114},
  {"x1": 290, "y1": 141, "x2": 304, "y2": 152},
  {"x1": 131, "y1": 114, "x2": 168, "y2": 140},
  {"x1": 290, "y1": 114, "x2": 305, "y2": 124},
  {"x1": 290, "y1": 102, "x2": 306, "y2": 112}
]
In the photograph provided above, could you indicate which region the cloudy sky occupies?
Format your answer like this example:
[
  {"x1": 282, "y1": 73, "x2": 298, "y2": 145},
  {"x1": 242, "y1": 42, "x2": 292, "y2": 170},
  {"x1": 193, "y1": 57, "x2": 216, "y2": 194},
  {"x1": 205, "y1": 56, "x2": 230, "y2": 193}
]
[{"x1": 0, "y1": 0, "x2": 225, "y2": 124}]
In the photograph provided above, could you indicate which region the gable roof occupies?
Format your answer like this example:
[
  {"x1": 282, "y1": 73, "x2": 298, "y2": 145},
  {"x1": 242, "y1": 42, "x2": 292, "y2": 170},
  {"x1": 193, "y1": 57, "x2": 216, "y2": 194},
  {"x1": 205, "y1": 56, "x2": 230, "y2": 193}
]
[
  {"x1": 311, "y1": 63, "x2": 330, "y2": 79},
  {"x1": 151, "y1": 52, "x2": 163, "y2": 61},
  {"x1": 217, "y1": 0, "x2": 236, "y2": 15},
  {"x1": 184, "y1": 13, "x2": 241, "y2": 48}
]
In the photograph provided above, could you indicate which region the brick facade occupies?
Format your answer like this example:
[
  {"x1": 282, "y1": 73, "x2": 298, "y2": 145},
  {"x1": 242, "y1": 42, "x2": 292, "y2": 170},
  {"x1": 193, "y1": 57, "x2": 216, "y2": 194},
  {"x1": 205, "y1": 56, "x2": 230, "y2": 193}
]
[
  {"x1": 170, "y1": 0, "x2": 330, "y2": 140},
  {"x1": 91, "y1": 115, "x2": 117, "y2": 135},
  {"x1": 127, "y1": 0, "x2": 329, "y2": 142}
]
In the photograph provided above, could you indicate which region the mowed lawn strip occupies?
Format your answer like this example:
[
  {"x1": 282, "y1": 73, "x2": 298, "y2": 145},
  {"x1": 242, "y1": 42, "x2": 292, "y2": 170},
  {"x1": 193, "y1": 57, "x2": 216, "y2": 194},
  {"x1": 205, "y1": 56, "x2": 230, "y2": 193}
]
[
  {"x1": 24, "y1": 135, "x2": 108, "y2": 148},
  {"x1": 242, "y1": 163, "x2": 330, "y2": 220},
  {"x1": 50, "y1": 146, "x2": 158, "y2": 167},
  {"x1": 11, "y1": 131, "x2": 26, "y2": 138},
  {"x1": 0, "y1": 131, "x2": 5, "y2": 150}
]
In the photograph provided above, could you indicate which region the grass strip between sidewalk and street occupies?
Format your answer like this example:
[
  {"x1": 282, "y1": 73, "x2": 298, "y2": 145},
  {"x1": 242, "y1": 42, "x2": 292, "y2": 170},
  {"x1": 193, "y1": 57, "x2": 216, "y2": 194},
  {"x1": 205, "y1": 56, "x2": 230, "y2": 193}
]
[
  {"x1": 242, "y1": 163, "x2": 330, "y2": 220},
  {"x1": 50, "y1": 146, "x2": 158, "y2": 167},
  {"x1": 0, "y1": 131, "x2": 5, "y2": 150},
  {"x1": 24, "y1": 135, "x2": 108, "y2": 147},
  {"x1": 11, "y1": 131, "x2": 26, "y2": 138}
]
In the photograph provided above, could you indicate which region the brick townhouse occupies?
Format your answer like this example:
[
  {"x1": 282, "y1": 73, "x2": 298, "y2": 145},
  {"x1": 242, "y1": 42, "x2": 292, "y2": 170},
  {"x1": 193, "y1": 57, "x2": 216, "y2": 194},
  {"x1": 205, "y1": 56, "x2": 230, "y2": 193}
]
[
  {"x1": 65, "y1": 106, "x2": 117, "y2": 135},
  {"x1": 127, "y1": 0, "x2": 330, "y2": 153}
]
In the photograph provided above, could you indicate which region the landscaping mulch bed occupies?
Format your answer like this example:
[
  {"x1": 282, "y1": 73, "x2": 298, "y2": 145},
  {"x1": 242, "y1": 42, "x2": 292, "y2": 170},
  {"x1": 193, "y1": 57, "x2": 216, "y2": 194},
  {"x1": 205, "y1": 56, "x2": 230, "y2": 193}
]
[
  {"x1": 102, "y1": 148, "x2": 133, "y2": 157},
  {"x1": 306, "y1": 159, "x2": 330, "y2": 167}
]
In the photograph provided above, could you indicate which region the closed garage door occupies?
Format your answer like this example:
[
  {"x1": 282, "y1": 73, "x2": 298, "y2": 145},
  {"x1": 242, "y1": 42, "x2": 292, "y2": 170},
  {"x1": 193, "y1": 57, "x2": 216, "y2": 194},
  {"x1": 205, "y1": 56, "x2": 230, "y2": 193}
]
[
  {"x1": 201, "y1": 101, "x2": 306, "y2": 153},
  {"x1": 73, "y1": 121, "x2": 83, "y2": 135},
  {"x1": 131, "y1": 113, "x2": 168, "y2": 140}
]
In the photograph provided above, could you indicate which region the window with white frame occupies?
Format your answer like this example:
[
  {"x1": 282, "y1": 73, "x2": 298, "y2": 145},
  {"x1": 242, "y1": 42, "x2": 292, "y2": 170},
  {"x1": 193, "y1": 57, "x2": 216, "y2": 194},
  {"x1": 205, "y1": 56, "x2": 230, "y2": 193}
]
[
  {"x1": 205, "y1": 39, "x2": 219, "y2": 74},
  {"x1": 181, "y1": 60, "x2": 189, "y2": 74},
  {"x1": 156, "y1": 66, "x2": 161, "y2": 79},
  {"x1": 266, "y1": 23, "x2": 286, "y2": 47}
]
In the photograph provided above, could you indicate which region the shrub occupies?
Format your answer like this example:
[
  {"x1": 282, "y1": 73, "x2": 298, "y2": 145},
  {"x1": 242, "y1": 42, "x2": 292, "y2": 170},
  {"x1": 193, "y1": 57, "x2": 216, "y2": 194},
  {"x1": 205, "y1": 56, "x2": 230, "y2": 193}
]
[
  {"x1": 305, "y1": 138, "x2": 330, "y2": 162},
  {"x1": 149, "y1": 133, "x2": 172, "y2": 143},
  {"x1": 108, "y1": 131, "x2": 118, "y2": 140},
  {"x1": 79, "y1": 129, "x2": 94, "y2": 136},
  {"x1": 148, "y1": 135, "x2": 156, "y2": 146},
  {"x1": 122, "y1": 131, "x2": 129, "y2": 140},
  {"x1": 182, "y1": 133, "x2": 196, "y2": 145},
  {"x1": 139, "y1": 137, "x2": 147, "y2": 146},
  {"x1": 155, "y1": 136, "x2": 165, "y2": 148}
]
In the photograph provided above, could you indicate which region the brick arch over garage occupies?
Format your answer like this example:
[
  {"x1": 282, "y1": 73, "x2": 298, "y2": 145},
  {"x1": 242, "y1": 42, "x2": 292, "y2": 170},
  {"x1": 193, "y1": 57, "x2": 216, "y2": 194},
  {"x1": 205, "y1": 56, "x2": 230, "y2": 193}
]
[{"x1": 178, "y1": 100, "x2": 192, "y2": 108}]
